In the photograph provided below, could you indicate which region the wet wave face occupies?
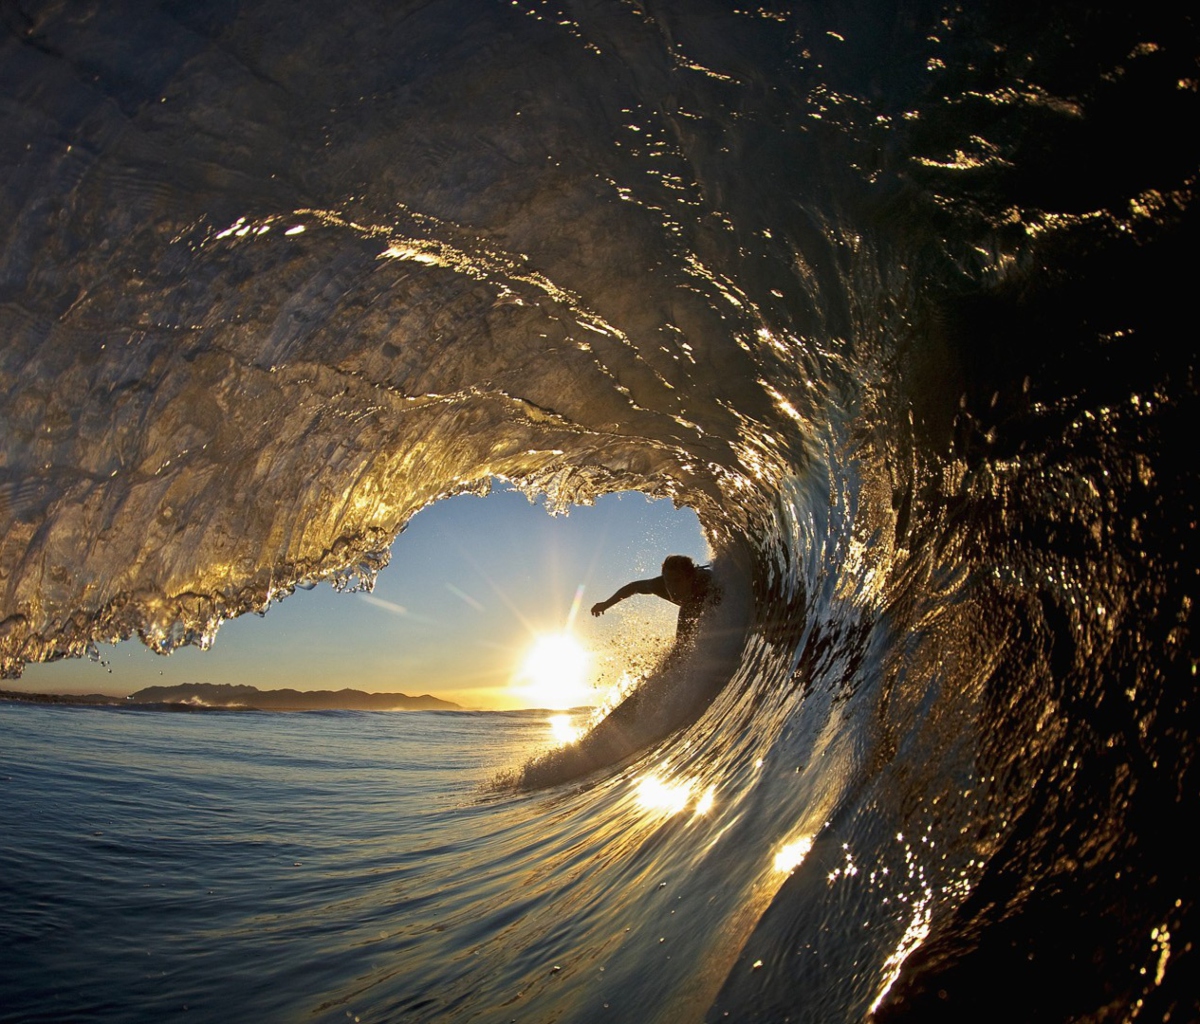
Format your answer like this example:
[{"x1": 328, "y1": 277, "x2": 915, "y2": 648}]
[{"x1": 1, "y1": 1, "x2": 1197, "y2": 1020}]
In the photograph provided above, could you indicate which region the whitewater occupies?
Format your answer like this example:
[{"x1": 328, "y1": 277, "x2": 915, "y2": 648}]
[{"x1": 1, "y1": 0, "x2": 1197, "y2": 1021}]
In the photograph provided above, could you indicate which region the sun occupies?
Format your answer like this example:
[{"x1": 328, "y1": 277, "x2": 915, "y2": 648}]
[{"x1": 514, "y1": 632, "x2": 592, "y2": 710}]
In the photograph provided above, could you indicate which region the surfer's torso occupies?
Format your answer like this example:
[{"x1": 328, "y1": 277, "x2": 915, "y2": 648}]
[{"x1": 619, "y1": 566, "x2": 714, "y2": 641}]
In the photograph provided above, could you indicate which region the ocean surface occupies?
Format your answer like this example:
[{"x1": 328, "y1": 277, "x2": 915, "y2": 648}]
[
  {"x1": 1, "y1": 0, "x2": 1197, "y2": 1021},
  {"x1": 1, "y1": 703, "x2": 591, "y2": 1023}
]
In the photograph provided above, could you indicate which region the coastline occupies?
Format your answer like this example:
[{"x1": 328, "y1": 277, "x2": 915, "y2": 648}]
[
  {"x1": 1, "y1": 688, "x2": 126, "y2": 708},
  {"x1": 0, "y1": 684, "x2": 461, "y2": 713}
]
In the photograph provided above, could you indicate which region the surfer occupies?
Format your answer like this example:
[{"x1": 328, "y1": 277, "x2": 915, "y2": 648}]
[{"x1": 590, "y1": 555, "x2": 715, "y2": 647}]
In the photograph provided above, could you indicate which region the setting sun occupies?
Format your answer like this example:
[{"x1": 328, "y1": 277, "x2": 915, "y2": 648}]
[{"x1": 514, "y1": 632, "x2": 592, "y2": 710}]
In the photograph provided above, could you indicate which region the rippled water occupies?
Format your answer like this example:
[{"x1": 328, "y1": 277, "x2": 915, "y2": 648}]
[
  {"x1": 1, "y1": 0, "x2": 1197, "y2": 1020},
  {"x1": 0, "y1": 698, "x2": 918, "y2": 1023},
  {"x1": 0, "y1": 704, "x2": 544, "y2": 1022}
]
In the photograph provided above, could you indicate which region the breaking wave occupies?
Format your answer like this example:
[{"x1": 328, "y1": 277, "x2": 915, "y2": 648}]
[{"x1": 1, "y1": 0, "x2": 1196, "y2": 1019}]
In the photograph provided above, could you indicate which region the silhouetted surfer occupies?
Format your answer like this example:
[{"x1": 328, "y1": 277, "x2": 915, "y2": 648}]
[{"x1": 590, "y1": 555, "x2": 716, "y2": 648}]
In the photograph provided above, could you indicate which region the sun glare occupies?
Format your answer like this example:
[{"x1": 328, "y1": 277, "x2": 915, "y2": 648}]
[
  {"x1": 514, "y1": 632, "x2": 592, "y2": 710},
  {"x1": 548, "y1": 714, "x2": 582, "y2": 745}
]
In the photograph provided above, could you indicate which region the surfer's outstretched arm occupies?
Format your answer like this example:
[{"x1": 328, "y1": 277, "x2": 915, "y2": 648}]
[{"x1": 590, "y1": 576, "x2": 669, "y2": 616}]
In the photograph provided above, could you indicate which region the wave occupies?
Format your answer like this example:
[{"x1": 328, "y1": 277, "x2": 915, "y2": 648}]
[{"x1": 1, "y1": 0, "x2": 1196, "y2": 1019}]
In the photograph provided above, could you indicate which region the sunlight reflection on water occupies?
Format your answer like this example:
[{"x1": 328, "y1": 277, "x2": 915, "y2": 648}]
[
  {"x1": 548, "y1": 714, "x2": 581, "y2": 746},
  {"x1": 633, "y1": 771, "x2": 715, "y2": 818}
]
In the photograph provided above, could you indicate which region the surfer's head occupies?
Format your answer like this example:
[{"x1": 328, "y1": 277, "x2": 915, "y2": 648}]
[{"x1": 661, "y1": 555, "x2": 698, "y2": 602}]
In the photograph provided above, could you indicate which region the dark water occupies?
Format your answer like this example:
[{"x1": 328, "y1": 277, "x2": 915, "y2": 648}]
[{"x1": 1, "y1": 1, "x2": 1196, "y2": 1021}]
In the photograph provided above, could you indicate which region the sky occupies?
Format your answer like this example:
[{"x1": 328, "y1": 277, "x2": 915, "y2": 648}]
[{"x1": 14, "y1": 484, "x2": 710, "y2": 711}]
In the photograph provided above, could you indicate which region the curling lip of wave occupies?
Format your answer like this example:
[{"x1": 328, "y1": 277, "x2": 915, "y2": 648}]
[{"x1": 0, "y1": 2, "x2": 1195, "y2": 1021}]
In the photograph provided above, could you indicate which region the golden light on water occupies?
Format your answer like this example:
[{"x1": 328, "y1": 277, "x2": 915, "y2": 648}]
[
  {"x1": 513, "y1": 631, "x2": 591, "y2": 710},
  {"x1": 774, "y1": 835, "x2": 815, "y2": 873},
  {"x1": 634, "y1": 773, "x2": 715, "y2": 817},
  {"x1": 636, "y1": 775, "x2": 694, "y2": 815},
  {"x1": 869, "y1": 901, "x2": 933, "y2": 1015},
  {"x1": 548, "y1": 714, "x2": 582, "y2": 746}
]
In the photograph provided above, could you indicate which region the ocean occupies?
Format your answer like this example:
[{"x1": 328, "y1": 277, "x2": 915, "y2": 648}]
[
  {"x1": 1, "y1": 704, "x2": 584, "y2": 1023},
  {"x1": 0, "y1": 697, "x2": 882, "y2": 1023},
  {"x1": 1, "y1": 0, "x2": 1197, "y2": 1021}
]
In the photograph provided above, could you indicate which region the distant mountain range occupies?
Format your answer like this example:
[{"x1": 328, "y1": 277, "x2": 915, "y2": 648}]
[{"x1": 2, "y1": 683, "x2": 460, "y2": 712}]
